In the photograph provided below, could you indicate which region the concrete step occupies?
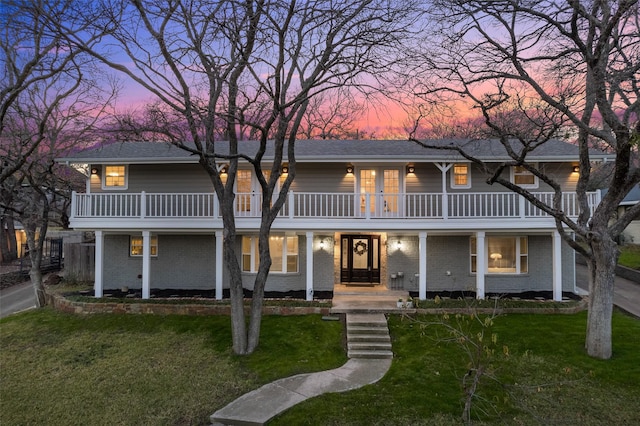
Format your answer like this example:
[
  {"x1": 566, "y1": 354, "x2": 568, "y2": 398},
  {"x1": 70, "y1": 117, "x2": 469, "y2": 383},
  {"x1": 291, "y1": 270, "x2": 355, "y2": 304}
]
[
  {"x1": 347, "y1": 325, "x2": 389, "y2": 335},
  {"x1": 345, "y1": 313, "x2": 393, "y2": 360},
  {"x1": 347, "y1": 333, "x2": 390, "y2": 342},
  {"x1": 348, "y1": 349, "x2": 394, "y2": 359},
  {"x1": 348, "y1": 341, "x2": 392, "y2": 351}
]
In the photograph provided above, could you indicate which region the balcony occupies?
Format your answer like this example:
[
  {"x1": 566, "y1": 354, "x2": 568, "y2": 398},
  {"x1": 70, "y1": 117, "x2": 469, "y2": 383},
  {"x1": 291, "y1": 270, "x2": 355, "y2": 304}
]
[{"x1": 71, "y1": 191, "x2": 598, "y2": 222}]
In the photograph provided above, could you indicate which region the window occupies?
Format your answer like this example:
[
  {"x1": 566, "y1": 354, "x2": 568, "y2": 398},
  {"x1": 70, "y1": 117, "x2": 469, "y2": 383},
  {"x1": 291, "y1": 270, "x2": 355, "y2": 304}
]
[
  {"x1": 241, "y1": 235, "x2": 299, "y2": 273},
  {"x1": 451, "y1": 163, "x2": 471, "y2": 188},
  {"x1": 470, "y1": 236, "x2": 528, "y2": 274},
  {"x1": 103, "y1": 165, "x2": 127, "y2": 189},
  {"x1": 130, "y1": 235, "x2": 158, "y2": 257},
  {"x1": 511, "y1": 165, "x2": 538, "y2": 188}
]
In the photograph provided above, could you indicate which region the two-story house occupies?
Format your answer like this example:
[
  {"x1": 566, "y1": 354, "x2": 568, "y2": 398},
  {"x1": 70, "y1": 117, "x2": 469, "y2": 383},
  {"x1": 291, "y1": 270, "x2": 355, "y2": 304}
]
[{"x1": 58, "y1": 139, "x2": 609, "y2": 302}]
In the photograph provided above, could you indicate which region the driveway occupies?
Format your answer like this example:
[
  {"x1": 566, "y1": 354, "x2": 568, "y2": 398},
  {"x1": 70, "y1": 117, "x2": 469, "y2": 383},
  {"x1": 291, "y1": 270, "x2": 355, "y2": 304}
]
[
  {"x1": 0, "y1": 281, "x2": 36, "y2": 319},
  {"x1": 576, "y1": 263, "x2": 640, "y2": 318}
]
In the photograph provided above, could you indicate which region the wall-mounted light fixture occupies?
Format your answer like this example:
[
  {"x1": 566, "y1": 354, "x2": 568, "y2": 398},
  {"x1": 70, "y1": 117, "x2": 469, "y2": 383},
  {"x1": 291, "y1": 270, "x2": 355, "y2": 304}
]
[
  {"x1": 396, "y1": 240, "x2": 402, "y2": 250},
  {"x1": 346, "y1": 164, "x2": 354, "y2": 174},
  {"x1": 91, "y1": 167, "x2": 98, "y2": 175},
  {"x1": 572, "y1": 166, "x2": 580, "y2": 173},
  {"x1": 406, "y1": 164, "x2": 415, "y2": 174},
  {"x1": 319, "y1": 239, "x2": 325, "y2": 250},
  {"x1": 220, "y1": 165, "x2": 228, "y2": 175},
  {"x1": 281, "y1": 164, "x2": 289, "y2": 174}
]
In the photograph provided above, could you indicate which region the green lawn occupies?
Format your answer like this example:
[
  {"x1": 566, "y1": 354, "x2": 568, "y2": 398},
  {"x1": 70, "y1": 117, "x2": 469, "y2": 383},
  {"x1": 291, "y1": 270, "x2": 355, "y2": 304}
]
[
  {"x1": 619, "y1": 244, "x2": 640, "y2": 270},
  {"x1": 0, "y1": 309, "x2": 345, "y2": 425},
  {"x1": 273, "y1": 310, "x2": 640, "y2": 425},
  {"x1": 1, "y1": 308, "x2": 639, "y2": 425}
]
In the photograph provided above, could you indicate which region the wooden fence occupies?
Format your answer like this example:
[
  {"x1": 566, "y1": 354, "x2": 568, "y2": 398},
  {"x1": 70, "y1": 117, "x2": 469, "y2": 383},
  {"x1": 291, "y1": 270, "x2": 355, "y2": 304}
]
[{"x1": 63, "y1": 243, "x2": 95, "y2": 282}]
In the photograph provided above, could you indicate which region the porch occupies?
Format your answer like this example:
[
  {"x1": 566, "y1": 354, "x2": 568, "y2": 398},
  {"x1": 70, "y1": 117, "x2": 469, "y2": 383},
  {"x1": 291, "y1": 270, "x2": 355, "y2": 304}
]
[{"x1": 71, "y1": 190, "x2": 599, "y2": 221}]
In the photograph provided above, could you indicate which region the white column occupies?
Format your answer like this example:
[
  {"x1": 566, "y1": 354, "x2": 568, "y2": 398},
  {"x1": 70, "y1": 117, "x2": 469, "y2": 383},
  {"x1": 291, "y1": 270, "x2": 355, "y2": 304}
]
[
  {"x1": 552, "y1": 230, "x2": 563, "y2": 301},
  {"x1": 306, "y1": 231, "x2": 314, "y2": 301},
  {"x1": 215, "y1": 230, "x2": 224, "y2": 300},
  {"x1": 476, "y1": 231, "x2": 486, "y2": 299},
  {"x1": 142, "y1": 230, "x2": 151, "y2": 299},
  {"x1": 94, "y1": 230, "x2": 104, "y2": 298},
  {"x1": 418, "y1": 231, "x2": 427, "y2": 300}
]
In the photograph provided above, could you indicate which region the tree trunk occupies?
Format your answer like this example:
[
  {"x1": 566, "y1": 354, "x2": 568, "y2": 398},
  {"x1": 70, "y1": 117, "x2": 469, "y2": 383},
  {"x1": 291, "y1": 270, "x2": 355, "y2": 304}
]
[
  {"x1": 25, "y1": 225, "x2": 47, "y2": 308},
  {"x1": 585, "y1": 236, "x2": 618, "y2": 359},
  {"x1": 224, "y1": 226, "x2": 248, "y2": 355}
]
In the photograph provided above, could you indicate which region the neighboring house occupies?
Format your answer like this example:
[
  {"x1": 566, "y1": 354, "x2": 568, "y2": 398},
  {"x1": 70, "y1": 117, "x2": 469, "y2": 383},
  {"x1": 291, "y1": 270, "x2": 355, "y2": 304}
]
[
  {"x1": 617, "y1": 184, "x2": 640, "y2": 243},
  {"x1": 57, "y1": 139, "x2": 611, "y2": 302}
]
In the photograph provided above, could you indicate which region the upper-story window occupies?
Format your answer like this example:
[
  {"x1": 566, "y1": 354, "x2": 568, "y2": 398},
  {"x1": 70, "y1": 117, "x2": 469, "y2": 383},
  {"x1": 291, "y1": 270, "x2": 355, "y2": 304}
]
[
  {"x1": 511, "y1": 165, "x2": 538, "y2": 188},
  {"x1": 451, "y1": 163, "x2": 471, "y2": 188},
  {"x1": 103, "y1": 165, "x2": 128, "y2": 190}
]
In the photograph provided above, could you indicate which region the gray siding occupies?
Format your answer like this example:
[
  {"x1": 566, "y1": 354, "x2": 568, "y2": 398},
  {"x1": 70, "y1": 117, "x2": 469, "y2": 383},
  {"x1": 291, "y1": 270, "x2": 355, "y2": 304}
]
[
  {"x1": 90, "y1": 161, "x2": 578, "y2": 195},
  {"x1": 387, "y1": 234, "x2": 575, "y2": 294},
  {"x1": 92, "y1": 164, "x2": 212, "y2": 193},
  {"x1": 289, "y1": 163, "x2": 354, "y2": 193},
  {"x1": 103, "y1": 234, "x2": 216, "y2": 290}
]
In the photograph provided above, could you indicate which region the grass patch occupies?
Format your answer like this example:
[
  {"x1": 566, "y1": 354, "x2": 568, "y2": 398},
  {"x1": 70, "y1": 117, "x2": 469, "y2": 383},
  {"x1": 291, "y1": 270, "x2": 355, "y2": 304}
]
[
  {"x1": 0, "y1": 309, "x2": 345, "y2": 425},
  {"x1": 3, "y1": 307, "x2": 639, "y2": 425},
  {"x1": 619, "y1": 244, "x2": 640, "y2": 270},
  {"x1": 415, "y1": 297, "x2": 581, "y2": 310},
  {"x1": 273, "y1": 310, "x2": 640, "y2": 425}
]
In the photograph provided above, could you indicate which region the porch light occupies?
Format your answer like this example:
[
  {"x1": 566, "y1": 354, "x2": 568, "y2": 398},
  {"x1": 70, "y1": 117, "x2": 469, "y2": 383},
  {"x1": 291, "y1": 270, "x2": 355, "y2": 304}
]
[
  {"x1": 396, "y1": 240, "x2": 402, "y2": 250},
  {"x1": 346, "y1": 164, "x2": 354, "y2": 174},
  {"x1": 281, "y1": 164, "x2": 289, "y2": 174},
  {"x1": 220, "y1": 165, "x2": 228, "y2": 175},
  {"x1": 319, "y1": 239, "x2": 325, "y2": 249},
  {"x1": 91, "y1": 167, "x2": 98, "y2": 175},
  {"x1": 572, "y1": 165, "x2": 580, "y2": 173},
  {"x1": 406, "y1": 164, "x2": 415, "y2": 174}
]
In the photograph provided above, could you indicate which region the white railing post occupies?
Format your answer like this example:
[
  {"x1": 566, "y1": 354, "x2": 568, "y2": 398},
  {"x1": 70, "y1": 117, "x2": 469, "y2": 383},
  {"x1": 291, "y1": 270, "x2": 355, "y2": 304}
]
[
  {"x1": 71, "y1": 191, "x2": 77, "y2": 219},
  {"x1": 442, "y1": 193, "x2": 448, "y2": 219},
  {"x1": 140, "y1": 191, "x2": 146, "y2": 218},
  {"x1": 519, "y1": 195, "x2": 526, "y2": 218},
  {"x1": 365, "y1": 194, "x2": 371, "y2": 219},
  {"x1": 289, "y1": 191, "x2": 295, "y2": 219}
]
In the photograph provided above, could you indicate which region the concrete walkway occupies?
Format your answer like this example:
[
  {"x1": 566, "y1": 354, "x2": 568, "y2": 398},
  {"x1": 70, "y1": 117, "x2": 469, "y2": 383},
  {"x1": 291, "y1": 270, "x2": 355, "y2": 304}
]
[
  {"x1": 576, "y1": 263, "x2": 640, "y2": 318},
  {"x1": 210, "y1": 313, "x2": 392, "y2": 426}
]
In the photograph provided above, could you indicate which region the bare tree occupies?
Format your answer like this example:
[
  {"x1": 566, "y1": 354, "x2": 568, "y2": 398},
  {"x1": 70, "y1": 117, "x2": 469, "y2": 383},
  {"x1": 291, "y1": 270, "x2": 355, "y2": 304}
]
[
  {"x1": 62, "y1": 0, "x2": 420, "y2": 355},
  {"x1": 403, "y1": 0, "x2": 639, "y2": 359},
  {"x1": 0, "y1": 1, "x2": 116, "y2": 306},
  {"x1": 297, "y1": 89, "x2": 364, "y2": 139},
  {"x1": 0, "y1": 0, "x2": 106, "y2": 184}
]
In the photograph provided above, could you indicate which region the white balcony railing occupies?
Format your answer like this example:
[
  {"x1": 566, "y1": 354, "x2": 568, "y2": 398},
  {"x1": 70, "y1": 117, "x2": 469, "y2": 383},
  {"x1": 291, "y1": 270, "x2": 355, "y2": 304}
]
[{"x1": 71, "y1": 191, "x2": 599, "y2": 221}]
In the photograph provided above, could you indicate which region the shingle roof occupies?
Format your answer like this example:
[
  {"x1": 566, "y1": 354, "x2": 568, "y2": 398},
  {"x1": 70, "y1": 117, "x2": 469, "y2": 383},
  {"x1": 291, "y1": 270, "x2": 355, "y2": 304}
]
[{"x1": 58, "y1": 138, "x2": 612, "y2": 164}]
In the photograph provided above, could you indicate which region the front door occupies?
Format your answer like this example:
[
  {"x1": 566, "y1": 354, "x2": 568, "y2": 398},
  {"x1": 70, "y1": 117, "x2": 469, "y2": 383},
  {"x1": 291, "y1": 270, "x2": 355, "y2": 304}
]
[{"x1": 340, "y1": 235, "x2": 380, "y2": 284}]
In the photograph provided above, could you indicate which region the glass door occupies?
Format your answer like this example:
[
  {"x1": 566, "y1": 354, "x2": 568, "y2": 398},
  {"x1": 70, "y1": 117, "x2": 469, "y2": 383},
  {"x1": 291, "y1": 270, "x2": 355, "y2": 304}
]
[
  {"x1": 358, "y1": 168, "x2": 400, "y2": 217},
  {"x1": 340, "y1": 235, "x2": 380, "y2": 284}
]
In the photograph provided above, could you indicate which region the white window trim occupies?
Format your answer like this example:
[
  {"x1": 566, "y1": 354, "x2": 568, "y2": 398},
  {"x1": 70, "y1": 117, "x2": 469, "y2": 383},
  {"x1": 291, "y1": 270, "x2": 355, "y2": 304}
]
[
  {"x1": 450, "y1": 163, "x2": 471, "y2": 189},
  {"x1": 130, "y1": 235, "x2": 158, "y2": 257},
  {"x1": 102, "y1": 165, "x2": 129, "y2": 190},
  {"x1": 510, "y1": 164, "x2": 538, "y2": 189},
  {"x1": 242, "y1": 235, "x2": 299, "y2": 274},
  {"x1": 470, "y1": 236, "x2": 528, "y2": 275}
]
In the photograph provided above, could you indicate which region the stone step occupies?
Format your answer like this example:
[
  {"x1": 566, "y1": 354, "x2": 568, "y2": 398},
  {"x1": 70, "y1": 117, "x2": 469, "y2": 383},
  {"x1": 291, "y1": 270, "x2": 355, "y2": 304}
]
[
  {"x1": 348, "y1": 349, "x2": 394, "y2": 359},
  {"x1": 346, "y1": 313, "x2": 388, "y2": 325},
  {"x1": 347, "y1": 333, "x2": 391, "y2": 342},
  {"x1": 348, "y1": 341, "x2": 392, "y2": 351},
  {"x1": 347, "y1": 325, "x2": 389, "y2": 335}
]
